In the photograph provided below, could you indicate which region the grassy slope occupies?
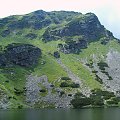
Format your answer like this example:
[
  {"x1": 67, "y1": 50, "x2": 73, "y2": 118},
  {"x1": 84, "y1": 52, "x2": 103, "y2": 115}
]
[
  {"x1": 60, "y1": 53, "x2": 101, "y2": 89},
  {"x1": 0, "y1": 66, "x2": 30, "y2": 108},
  {"x1": 0, "y1": 26, "x2": 120, "y2": 108},
  {"x1": 0, "y1": 35, "x2": 68, "y2": 108}
]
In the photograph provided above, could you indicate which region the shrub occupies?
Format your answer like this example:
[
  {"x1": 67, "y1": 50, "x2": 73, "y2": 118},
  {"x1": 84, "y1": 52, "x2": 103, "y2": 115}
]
[
  {"x1": 101, "y1": 71, "x2": 113, "y2": 80},
  {"x1": 107, "y1": 97, "x2": 120, "y2": 105},
  {"x1": 70, "y1": 83, "x2": 80, "y2": 88},
  {"x1": 95, "y1": 75, "x2": 103, "y2": 84},
  {"x1": 71, "y1": 97, "x2": 91, "y2": 108},
  {"x1": 60, "y1": 82, "x2": 69, "y2": 87},
  {"x1": 18, "y1": 105, "x2": 23, "y2": 109},
  {"x1": 102, "y1": 91, "x2": 115, "y2": 100},
  {"x1": 74, "y1": 92, "x2": 86, "y2": 99},
  {"x1": 61, "y1": 77, "x2": 71, "y2": 80},
  {"x1": 90, "y1": 89, "x2": 117, "y2": 106},
  {"x1": 92, "y1": 70, "x2": 98, "y2": 73},
  {"x1": 97, "y1": 61, "x2": 109, "y2": 70},
  {"x1": 91, "y1": 96, "x2": 104, "y2": 106},
  {"x1": 39, "y1": 89, "x2": 46, "y2": 92},
  {"x1": 60, "y1": 82, "x2": 80, "y2": 88},
  {"x1": 91, "y1": 89, "x2": 115, "y2": 100},
  {"x1": 68, "y1": 94, "x2": 72, "y2": 97},
  {"x1": 85, "y1": 62, "x2": 93, "y2": 68},
  {"x1": 107, "y1": 99, "x2": 118, "y2": 105},
  {"x1": 14, "y1": 88, "x2": 23, "y2": 95}
]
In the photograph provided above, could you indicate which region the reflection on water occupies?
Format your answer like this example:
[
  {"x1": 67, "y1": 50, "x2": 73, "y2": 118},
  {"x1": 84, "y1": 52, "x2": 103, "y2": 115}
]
[{"x1": 0, "y1": 108, "x2": 120, "y2": 120}]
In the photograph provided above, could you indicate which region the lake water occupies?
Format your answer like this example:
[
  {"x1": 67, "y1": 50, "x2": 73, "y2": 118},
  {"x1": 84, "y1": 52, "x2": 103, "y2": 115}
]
[{"x1": 0, "y1": 108, "x2": 120, "y2": 120}]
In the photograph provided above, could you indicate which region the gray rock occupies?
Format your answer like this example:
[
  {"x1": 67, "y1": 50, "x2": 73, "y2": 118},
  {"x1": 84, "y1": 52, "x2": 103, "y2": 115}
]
[{"x1": 5, "y1": 43, "x2": 41, "y2": 67}]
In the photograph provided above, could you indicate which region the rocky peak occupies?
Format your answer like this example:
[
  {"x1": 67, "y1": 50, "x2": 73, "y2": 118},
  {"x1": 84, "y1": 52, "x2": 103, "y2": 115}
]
[{"x1": 42, "y1": 12, "x2": 114, "y2": 42}]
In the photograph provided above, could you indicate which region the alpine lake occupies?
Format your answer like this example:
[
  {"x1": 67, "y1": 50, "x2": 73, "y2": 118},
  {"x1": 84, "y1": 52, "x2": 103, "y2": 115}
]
[{"x1": 0, "y1": 107, "x2": 120, "y2": 120}]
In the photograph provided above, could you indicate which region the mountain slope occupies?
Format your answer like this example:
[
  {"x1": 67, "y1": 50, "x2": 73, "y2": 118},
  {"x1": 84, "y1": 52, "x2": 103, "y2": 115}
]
[{"x1": 0, "y1": 10, "x2": 120, "y2": 108}]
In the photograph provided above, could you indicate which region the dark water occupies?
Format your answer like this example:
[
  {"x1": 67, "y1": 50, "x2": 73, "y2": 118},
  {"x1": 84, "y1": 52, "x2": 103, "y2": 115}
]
[{"x1": 0, "y1": 108, "x2": 120, "y2": 120}]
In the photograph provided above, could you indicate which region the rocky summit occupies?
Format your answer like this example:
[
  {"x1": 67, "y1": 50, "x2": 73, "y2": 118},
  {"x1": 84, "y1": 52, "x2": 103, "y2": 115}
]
[
  {"x1": 0, "y1": 10, "x2": 120, "y2": 109},
  {"x1": 43, "y1": 13, "x2": 113, "y2": 42}
]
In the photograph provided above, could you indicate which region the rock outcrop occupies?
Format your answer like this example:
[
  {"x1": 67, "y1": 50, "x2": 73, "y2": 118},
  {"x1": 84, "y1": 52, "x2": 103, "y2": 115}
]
[
  {"x1": 58, "y1": 39, "x2": 87, "y2": 54},
  {"x1": 0, "y1": 43, "x2": 41, "y2": 67},
  {"x1": 43, "y1": 13, "x2": 114, "y2": 42}
]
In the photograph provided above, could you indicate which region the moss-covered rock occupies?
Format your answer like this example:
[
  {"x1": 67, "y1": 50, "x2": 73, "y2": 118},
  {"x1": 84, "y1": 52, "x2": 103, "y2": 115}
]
[
  {"x1": 5, "y1": 43, "x2": 41, "y2": 67},
  {"x1": 0, "y1": 43, "x2": 41, "y2": 67}
]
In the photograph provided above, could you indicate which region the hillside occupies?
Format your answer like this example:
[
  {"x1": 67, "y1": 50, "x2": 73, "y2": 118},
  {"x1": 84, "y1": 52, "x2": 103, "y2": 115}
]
[{"x1": 0, "y1": 10, "x2": 120, "y2": 108}]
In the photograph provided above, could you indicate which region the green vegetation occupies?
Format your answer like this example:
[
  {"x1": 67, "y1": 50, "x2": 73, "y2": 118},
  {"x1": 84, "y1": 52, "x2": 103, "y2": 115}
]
[
  {"x1": 61, "y1": 53, "x2": 102, "y2": 89},
  {"x1": 95, "y1": 75, "x2": 103, "y2": 84},
  {"x1": 71, "y1": 97, "x2": 91, "y2": 108},
  {"x1": 71, "y1": 89, "x2": 119, "y2": 108},
  {"x1": 0, "y1": 10, "x2": 120, "y2": 109},
  {"x1": 33, "y1": 54, "x2": 67, "y2": 84},
  {"x1": 61, "y1": 77, "x2": 71, "y2": 80},
  {"x1": 60, "y1": 81, "x2": 80, "y2": 88},
  {"x1": 97, "y1": 61, "x2": 113, "y2": 80},
  {"x1": 107, "y1": 97, "x2": 120, "y2": 105},
  {"x1": 97, "y1": 61, "x2": 109, "y2": 71},
  {"x1": 71, "y1": 92, "x2": 91, "y2": 108}
]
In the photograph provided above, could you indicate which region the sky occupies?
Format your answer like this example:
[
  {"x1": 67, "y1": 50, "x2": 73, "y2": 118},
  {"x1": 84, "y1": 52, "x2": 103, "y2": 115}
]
[{"x1": 0, "y1": 0, "x2": 120, "y2": 38}]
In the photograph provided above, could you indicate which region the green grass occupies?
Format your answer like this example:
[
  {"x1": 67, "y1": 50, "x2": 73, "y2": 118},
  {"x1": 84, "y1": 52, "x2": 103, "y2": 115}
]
[
  {"x1": 0, "y1": 26, "x2": 120, "y2": 108},
  {"x1": 0, "y1": 65, "x2": 31, "y2": 108},
  {"x1": 60, "y1": 53, "x2": 102, "y2": 89},
  {"x1": 1, "y1": 66, "x2": 30, "y2": 90},
  {"x1": 79, "y1": 40, "x2": 120, "y2": 61},
  {"x1": 1, "y1": 13, "x2": 120, "y2": 108},
  {"x1": 33, "y1": 54, "x2": 67, "y2": 86}
]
